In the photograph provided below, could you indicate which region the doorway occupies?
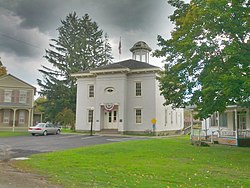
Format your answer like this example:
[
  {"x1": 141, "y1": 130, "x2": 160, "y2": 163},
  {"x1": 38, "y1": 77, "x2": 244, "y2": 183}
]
[{"x1": 104, "y1": 109, "x2": 118, "y2": 129}]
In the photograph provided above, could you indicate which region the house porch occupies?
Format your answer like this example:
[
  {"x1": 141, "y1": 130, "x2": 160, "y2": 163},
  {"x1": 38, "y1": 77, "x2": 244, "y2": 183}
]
[{"x1": 191, "y1": 128, "x2": 250, "y2": 147}]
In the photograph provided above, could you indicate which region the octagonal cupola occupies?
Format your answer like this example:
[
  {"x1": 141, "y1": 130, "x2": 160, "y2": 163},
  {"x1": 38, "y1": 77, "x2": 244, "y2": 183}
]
[{"x1": 130, "y1": 41, "x2": 152, "y2": 63}]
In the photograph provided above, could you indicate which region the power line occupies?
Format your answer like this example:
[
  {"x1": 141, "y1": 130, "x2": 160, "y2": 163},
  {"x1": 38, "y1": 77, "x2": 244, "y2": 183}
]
[{"x1": 0, "y1": 32, "x2": 44, "y2": 50}]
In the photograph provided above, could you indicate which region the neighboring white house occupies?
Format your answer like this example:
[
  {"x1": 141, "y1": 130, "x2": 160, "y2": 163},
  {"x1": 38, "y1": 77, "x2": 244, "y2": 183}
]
[
  {"x1": 72, "y1": 41, "x2": 184, "y2": 134},
  {"x1": 202, "y1": 105, "x2": 250, "y2": 136},
  {"x1": 195, "y1": 105, "x2": 250, "y2": 146}
]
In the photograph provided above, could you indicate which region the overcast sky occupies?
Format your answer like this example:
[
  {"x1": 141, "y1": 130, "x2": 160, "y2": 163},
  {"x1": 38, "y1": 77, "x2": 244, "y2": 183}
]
[{"x1": 0, "y1": 0, "x2": 179, "y2": 93}]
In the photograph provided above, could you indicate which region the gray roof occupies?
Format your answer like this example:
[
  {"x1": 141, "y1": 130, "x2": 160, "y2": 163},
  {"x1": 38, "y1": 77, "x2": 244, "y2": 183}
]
[
  {"x1": 92, "y1": 59, "x2": 159, "y2": 71},
  {"x1": 72, "y1": 59, "x2": 161, "y2": 77}
]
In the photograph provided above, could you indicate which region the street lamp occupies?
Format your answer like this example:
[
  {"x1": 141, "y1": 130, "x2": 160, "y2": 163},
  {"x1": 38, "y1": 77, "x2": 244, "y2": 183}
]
[{"x1": 90, "y1": 107, "x2": 94, "y2": 136}]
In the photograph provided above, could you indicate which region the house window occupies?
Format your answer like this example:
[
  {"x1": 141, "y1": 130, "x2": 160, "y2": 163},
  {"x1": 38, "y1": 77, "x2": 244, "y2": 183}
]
[
  {"x1": 108, "y1": 111, "x2": 112, "y2": 123},
  {"x1": 135, "y1": 109, "x2": 142, "y2": 124},
  {"x1": 171, "y1": 111, "x2": 173, "y2": 124},
  {"x1": 88, "y1": 85, "x2": 94, "y2": 98},
  {"x1": 237, "y1": 111, "x2": 247, "y2": 130},
  {"x1": 19, "y1": 110, "x2": 25, "y2": 124},
  {"x1": 19, "y1": 90, "x2": 27, "y2": 103},
  {"x1": 113, "y1": 110, "x2": 117, "y2": 122},
  {"x1": 165, "y1": 110, "x2": 168, "y2": 126},
  {"x1": 4, "y1": 90, "x2": 12, "y2": 102},
  {"x1": 105, "y1": 87, "x2": 115, "y2": 94},
  {"x1": 219, "y1": 113, "x2": 227, "y2": 127},
  {"x1": 135, "y1": 82, "x2": 142, "y2": 96},
  {"x1": 210, "y1": 113, "x2": 218, "y2": 127},
  {"x1": 4, "y1": 111, "x2": 10, "y2": 124},
  {"x1": 88, "y1": 109, "x2": 94, "y2": 123}
]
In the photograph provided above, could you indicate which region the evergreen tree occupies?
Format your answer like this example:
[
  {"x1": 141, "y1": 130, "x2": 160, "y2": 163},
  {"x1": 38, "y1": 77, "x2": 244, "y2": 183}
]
[
  {"x1": 154, "y1": 0, "x2": 250, "y2": 119},
  {"x1": 38, "y1": 12, "x2": 113, "y2": 121}
]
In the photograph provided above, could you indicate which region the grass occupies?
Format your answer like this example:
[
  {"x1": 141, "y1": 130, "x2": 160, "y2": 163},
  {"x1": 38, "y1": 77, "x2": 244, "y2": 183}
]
[
  {"x1": 14, "y1": 136, "x2": 250, "y2": 188},
  {"x1": 61, "y1": 128, "x2": 76, "y2": 134},
  {"x1": 0, "y1": 131, "x2": 29, "y2": 137}
]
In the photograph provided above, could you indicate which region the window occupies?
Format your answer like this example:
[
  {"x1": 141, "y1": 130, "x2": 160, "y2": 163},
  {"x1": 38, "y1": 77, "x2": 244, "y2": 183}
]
[
  {"x1": 4, "y1": 111, "x2": 10, "y2": 124},
  {"x1": 88, "y1": 85, "x2": 94, "y2": 98},
  {"x1": 88, "y1": 110, "x2": 94, "y2": 123},
  {"x1": 135, "y1": 82, "x2": 141, "y2": 96},
  {"x1": 19, "y1": 90, "x2": 27, "y2": 103},
  {"x1": 219, "y1": 113, "x2": 227, "y2": 127},
  {"x1": 165, "y1": 110, "x2": 168, "y2": 125},
  {"x1": 4, "y1": 90, "x2": 12, "y2": 102},
  {"x1": 210, "y1": 113, "x2": 218, "y2": 127},
  {"x1": 135, "y1": 109, "x2": 142, "y2": 124},
  {"x1": 113, "y1": 110, "x2": 117, "y2": 122},
  {"x1": 171, "y1": 111, "x2": 173, "y2": 124},
  {"x1": 237, "y1": 111, "x2": 247, "y2": 130},
  {"x1": 108, "y1": 111, "x2": 112, "y2": 123},
  {"x1": 105, "y1": 87, "x2": 115, "y2": 94},
  {"x1": 19, "y1": 111, "x2": 25, "y2": 124}
]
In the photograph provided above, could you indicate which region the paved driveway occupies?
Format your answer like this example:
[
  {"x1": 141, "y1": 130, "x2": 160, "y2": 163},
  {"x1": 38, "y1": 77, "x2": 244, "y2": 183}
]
[{"x1": 0, "y1": 134, "x2": 147, "y2": 161}]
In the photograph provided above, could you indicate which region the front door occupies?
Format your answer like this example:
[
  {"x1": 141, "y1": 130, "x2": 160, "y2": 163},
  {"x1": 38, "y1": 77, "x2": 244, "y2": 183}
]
[{"x1": 104, "y1": 110, "x2": 118, "y2": 129}]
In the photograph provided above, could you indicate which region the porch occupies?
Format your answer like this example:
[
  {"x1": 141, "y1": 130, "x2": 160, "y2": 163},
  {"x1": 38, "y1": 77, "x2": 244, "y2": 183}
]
[
  {"x1": 0, "y1": 108, "x2": 33, "y2": 132},
  {"x1": 191, "y1": 128, "x2": 250, "y2": 147},
  {"x1": 189, "y1": 105, "x2": 250, "y2": 146}
]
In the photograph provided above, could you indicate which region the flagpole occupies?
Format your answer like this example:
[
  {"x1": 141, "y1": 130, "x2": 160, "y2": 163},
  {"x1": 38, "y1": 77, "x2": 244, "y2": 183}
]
[{"x1": 118, "y1": 37, "x2": 121, "y2": 61}]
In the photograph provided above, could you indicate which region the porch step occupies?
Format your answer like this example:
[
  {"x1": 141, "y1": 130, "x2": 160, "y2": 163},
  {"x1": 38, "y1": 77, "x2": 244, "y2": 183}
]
[{"x1": 100, "y1": 129, "x2": 119, "y2": 134}]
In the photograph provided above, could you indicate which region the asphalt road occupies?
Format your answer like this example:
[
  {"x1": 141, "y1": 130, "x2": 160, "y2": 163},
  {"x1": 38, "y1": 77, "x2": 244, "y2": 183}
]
[{"x1": 0, "y1": 134, "x2": 147, "y2": 161}]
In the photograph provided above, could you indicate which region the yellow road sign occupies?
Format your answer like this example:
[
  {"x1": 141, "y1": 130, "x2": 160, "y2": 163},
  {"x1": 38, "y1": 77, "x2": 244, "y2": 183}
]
[{"x1": 151, "y1": 118, "x2": 157, "y2": 125}]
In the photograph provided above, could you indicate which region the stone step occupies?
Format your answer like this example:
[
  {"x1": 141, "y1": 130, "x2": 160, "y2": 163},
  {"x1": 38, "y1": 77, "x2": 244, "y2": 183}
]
[{"x1": 100, "y1": 129, "x2": 119, "y2": 134}]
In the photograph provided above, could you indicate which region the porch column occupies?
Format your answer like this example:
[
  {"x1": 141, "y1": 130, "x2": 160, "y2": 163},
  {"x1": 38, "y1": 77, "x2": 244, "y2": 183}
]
[
  {"x1": 12, "y1": 109, "x2": 17, "y2": 132},
  {"x1": 28, "y1": 109, "x2": 32, "y2": 127},
  {"x1": 234, "y1": 108, "x2": 238, "y2": 146},
  {"x1": 217, "y1": 112, "x2": 220, "y2": 131},
  {"x1": 190, "y1": 110, "x2": 194, "y2": 141},
  {"x1": 40, "y1": 113, "x2": 43, "y2": 123}
]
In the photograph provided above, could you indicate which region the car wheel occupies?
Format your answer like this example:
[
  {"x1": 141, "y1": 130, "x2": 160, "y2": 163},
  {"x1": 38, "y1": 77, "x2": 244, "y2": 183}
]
[
  {"x1": 43, "y1": 131, "x2": 48, "y2": 136},
  {"x1": 32, "y1": 133, "x2": 35, "y2": 136},
  {"x1": 56, "y1": 129, "x2": 60, "y2": 135}
]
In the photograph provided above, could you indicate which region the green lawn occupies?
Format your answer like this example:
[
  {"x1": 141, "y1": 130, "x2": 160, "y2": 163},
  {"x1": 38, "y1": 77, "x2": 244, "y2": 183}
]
[
  {"x1": 14, "y1": 136, "x2": 250, "y2": 188},
  {"x1": 0, "y1": 131, "x2": 29, "y2": 137}
]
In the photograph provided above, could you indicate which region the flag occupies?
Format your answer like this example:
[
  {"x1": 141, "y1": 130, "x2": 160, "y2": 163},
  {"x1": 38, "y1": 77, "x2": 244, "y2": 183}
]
[{"x1": 118, "y1": 37, "x2": 121, "y2": 54}]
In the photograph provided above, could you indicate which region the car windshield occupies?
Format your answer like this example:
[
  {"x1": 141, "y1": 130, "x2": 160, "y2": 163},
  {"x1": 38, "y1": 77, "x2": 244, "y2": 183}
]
[{"x1": 35, "y1": 123, "x2": 46, "y2": 128}]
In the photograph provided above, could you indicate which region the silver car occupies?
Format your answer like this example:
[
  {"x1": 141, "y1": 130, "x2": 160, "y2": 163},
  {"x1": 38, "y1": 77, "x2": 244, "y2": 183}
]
[{"x1": 28, "y1": 123, "x2": 61, "y2": 136}]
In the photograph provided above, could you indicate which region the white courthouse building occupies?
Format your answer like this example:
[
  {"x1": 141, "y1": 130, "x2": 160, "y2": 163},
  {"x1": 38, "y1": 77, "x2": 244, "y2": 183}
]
[{"x1": 72, "y1": 41, "x2": 184, "y2": 134}]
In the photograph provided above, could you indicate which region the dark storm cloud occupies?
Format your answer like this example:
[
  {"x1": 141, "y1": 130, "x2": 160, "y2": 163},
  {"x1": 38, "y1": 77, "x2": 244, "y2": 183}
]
[
  {"x1": 0, "y1": 0, "x2": 174, "y2": 59},
  {"x1": 0, "y1": 7, "x2": 48, "y2": 58},
  {"x1": 0, "y1": 0, "x2": 177, "y2": 88},
  {"x1": 1, "y1": 0, "x2": 173, "y2": 36},
  {"x1": 0, "y1": 32, "x2": 43, "y2": 57},
  {"x1": 0, "y1": 0, "x2": 60, "y2": 33},
  {"x1": 89, "y1": 0, "x2": 160, "y2": 29}
]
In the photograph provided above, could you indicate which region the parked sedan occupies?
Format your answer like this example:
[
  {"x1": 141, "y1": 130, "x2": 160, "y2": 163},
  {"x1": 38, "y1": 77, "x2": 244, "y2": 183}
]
[{"x1": 28, "y1": 123, "x2": 61, "y2": 136}]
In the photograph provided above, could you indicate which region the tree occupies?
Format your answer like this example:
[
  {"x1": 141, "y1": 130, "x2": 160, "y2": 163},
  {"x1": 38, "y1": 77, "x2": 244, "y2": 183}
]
[
  {"x1": 38, "y1": 12, "x2": 113, "y2": 121},
  {"x1": 55, "y1": 108, "x2": 75, "y2": 130},
  {"x1": 34, "y1": 97, "x2": 47, "y2": 113},
  {"x1": 154, "y1": 0, "x2": 250, "y2": 119},
  {"x1": 33, "y1": 96, "x2": 47, "y2": 122},
  {"x1": 0, "y1": 57, "x2": 7, "y2": 76}
]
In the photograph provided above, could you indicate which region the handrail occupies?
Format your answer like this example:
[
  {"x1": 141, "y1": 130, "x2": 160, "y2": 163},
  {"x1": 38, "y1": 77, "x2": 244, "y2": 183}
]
[{"x1": 220, "y1": 129, "x2": 250, "y2": 138}]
